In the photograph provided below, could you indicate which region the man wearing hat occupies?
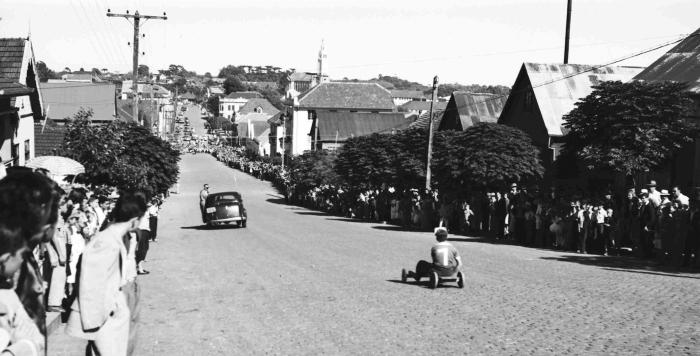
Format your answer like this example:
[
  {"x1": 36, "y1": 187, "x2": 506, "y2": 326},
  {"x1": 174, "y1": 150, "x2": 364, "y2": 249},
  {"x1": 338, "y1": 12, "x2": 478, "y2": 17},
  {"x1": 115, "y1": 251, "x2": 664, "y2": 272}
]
[
  {"x1": 647, "y1": 180, "x2": 661, "y2": 207},
  {"x1": 412, "y1": 227, "x2": 463, "y2": 278}
]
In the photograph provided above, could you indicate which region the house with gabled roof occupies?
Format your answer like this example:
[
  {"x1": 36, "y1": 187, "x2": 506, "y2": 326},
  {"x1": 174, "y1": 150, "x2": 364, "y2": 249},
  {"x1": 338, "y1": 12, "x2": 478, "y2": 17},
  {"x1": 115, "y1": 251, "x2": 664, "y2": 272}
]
[
  {"x1": 238, "y1": 98, "x2": 280, "y2": 116},
  {"x1": 0, "y1": 37, "x2": 44, "y2": 168},
  {"x1": 219, "y1": 91, "x2": 263, "y2": 119},
  {"x1": 438, "y1": 92, "x2": 506, "y2": 131},
  {"x1": 497, "y1": 62, "x2": 643, "y2": 166},
  {"x1": 290, "y1": 82, "x2": 395, "y2": 155},
  {"x1": 632, "y1": 28, "x2": 700, "y2": 187}
]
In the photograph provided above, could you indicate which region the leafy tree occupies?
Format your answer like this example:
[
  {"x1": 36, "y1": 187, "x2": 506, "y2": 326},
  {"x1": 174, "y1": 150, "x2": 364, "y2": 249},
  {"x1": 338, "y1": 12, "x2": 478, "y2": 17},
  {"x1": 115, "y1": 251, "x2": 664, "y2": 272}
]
[
  {"x1": 206, "y1": 96, "x2": 220, "y2": 117},
  {"x1": 289, "y1": 150, "x2": 339, "y2": 191},
  {"x1": 57, "y1": 109, "x2": 180, "y2": 197},
  {"x1": 562, "y1": 81, "x2": 699, "y2": 177},
  {"x1": 206, "y1": 116, "x2": 233, "y2": 131},
  {"x1": 35, "y1": 61, "x2": 57, "y2": 82},
  {"x1": 137, "y1": 64, "x2": 150, "y2": 79},
  {"x1": 218, "y1": 65, "x2": 245, "y2": 78},
  {"x1": 432, "y1": 123, "x2": 543, "y2": 193},
  {"x1": 223, "y1": 76, "x2": 246, "y2": 94},
  {"x1": 335, "y1": 128, "x2": 428, "y2": 192}
]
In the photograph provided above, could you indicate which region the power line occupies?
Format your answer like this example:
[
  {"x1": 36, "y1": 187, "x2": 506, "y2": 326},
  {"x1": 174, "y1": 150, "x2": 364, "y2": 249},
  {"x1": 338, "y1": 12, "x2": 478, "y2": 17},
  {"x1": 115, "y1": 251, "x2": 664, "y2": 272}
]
[
  {"x1": 423, "y1": 34, "x2": 696, "y2": 119},
  {"x1": 332, "y1": 33, "x2": 689, "y2": 70},
  {"x1": 107, "y1": 9, "x2": 167, "y2": 125}
]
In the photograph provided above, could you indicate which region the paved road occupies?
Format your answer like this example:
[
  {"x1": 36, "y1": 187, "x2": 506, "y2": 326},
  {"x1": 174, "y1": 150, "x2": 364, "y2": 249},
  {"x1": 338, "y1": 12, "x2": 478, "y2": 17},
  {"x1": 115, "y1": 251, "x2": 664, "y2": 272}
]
[
  {"x1": 183, "y1": 103, "x2": 206, "y2": 136},
  {"x1": 51, "y1": 154, "x2": 700, "y2": 355}
]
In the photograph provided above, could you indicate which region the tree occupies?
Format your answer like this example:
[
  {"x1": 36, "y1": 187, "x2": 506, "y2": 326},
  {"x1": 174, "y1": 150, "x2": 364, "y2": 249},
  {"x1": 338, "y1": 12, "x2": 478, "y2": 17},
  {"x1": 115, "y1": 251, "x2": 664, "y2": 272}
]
[
  {"x1": 206, "y1": 96, "x2": 220, "y2": 117},
  {"x1": 289, "y1": 150, "x2": 339, "y2": 191},
  {"x1": 35, "y1": 61, "x2": 57, "y2": 82},
  {"x1": 218, "y1": 65, "x2": 245, "y2": 78},
  {"x1": 223, "y1": 76, "x2": 246, "y2": 94},
  {"x1": 57, "y1": 109, "x2": 180, "y2": 197},
  {"x1": 561, "y1": 81, "x2": 699, "y2": 177},
  {"x1": 206, "y1": 116, "x2": 233, "y2": 131},
  {"x1": 431, "y1": 123, "x2": 544, "y2": 194},
  {"x1": 138, "y1": 64, "x2": 150, "y2": 79}
]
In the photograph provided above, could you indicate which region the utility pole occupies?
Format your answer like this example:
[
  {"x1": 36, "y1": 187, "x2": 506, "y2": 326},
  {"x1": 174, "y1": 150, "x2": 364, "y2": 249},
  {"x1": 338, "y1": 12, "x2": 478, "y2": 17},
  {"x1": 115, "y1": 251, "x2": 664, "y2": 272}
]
[
  {"x1": 281, "y1": 114, "x2": 286, "y2": 169},
  {"x1": 107, "y1": 9, "x2": 167, "y2": 125},
  {"x1": 425, "y1": 75, "x2": 439, "y2": 190},
  {"x1": 564, "y1": 0, "x2": 572, "y2": 64},
  {"x1": 173, "y1": 86, "x2": 178, "y2": 133}
]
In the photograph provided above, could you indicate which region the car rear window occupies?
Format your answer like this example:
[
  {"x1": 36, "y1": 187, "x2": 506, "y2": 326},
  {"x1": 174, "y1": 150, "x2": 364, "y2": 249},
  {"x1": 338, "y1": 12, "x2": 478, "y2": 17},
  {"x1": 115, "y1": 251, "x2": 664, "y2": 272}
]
[{"x1": 208, "y1": 193, "x2": 242, "y2": 203}]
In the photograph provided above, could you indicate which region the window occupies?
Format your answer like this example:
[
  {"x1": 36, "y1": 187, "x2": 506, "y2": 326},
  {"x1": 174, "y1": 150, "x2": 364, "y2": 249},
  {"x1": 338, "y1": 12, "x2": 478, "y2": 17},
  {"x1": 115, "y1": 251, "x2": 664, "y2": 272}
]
[
  {"x1": 11, "y1": 144, "x2": 19, "y2": 166},
  {"x1": 24, "y1": 140, "x2": 30, "y2": 161}
]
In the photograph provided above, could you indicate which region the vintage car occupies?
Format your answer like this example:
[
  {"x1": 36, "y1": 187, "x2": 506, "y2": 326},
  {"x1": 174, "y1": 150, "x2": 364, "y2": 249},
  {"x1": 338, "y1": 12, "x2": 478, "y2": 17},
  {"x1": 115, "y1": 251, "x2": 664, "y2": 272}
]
[{"x1": 203, "y1": 192, "x2": 247, "y2": 228}]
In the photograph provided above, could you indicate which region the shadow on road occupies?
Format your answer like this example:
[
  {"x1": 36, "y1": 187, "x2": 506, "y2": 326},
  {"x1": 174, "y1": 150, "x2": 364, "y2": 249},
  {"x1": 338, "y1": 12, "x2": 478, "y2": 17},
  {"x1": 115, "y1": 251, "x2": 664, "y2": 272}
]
[
  {"x1": 540, "y1": 255, "x2": 700, "y2": 278},
  {"x1": 294, "y1": 211, "x2": 332, "y2": 216},
  {"x1": 386, "y1": 279, "x2": 462, "y2": 289},
  {"x1": 180, "y1": 225, "x2": 241, "y2": 230}
]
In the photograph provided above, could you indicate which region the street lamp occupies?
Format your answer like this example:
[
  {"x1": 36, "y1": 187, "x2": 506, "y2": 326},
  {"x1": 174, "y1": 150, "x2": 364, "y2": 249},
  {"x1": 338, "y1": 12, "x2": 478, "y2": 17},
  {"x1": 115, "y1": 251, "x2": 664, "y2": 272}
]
[{"x1": 425, "y1": 75, "x2": 439, "y2": 190}]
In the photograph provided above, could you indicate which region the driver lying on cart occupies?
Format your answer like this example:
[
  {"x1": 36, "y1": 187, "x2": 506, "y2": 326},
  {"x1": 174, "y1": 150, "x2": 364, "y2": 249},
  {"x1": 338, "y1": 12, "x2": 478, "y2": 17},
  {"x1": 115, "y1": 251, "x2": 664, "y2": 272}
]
[{"x1": 414, "y1": 227, "x2": 463, "y2": 277}]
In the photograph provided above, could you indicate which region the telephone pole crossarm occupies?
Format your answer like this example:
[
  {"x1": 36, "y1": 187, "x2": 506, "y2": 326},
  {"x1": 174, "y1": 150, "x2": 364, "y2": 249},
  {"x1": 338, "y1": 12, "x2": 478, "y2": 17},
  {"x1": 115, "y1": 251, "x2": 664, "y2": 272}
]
[{"x1": 107, "y1": 9, "x2": 167, "y2": 125}]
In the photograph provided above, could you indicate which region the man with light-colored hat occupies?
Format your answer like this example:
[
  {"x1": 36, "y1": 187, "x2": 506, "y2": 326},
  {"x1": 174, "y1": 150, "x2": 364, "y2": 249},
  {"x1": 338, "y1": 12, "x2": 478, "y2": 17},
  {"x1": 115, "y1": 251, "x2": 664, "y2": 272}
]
[{"x1": 647, "y1": 180, "x2": 661, "y2": 207}]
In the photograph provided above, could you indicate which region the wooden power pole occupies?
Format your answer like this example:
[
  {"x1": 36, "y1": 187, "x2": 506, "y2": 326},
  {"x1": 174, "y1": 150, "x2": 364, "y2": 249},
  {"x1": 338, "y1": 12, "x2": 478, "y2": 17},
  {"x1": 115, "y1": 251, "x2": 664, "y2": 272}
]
[
  {"x1": 564, "y1": 0, "x2": 572, "y2": 64},
  {"x1": 107, "y1": 9, "x2": 167, "y2": 125},
  {"x1": 425, "y1": 75, "x2": 439, "y2": 190}
]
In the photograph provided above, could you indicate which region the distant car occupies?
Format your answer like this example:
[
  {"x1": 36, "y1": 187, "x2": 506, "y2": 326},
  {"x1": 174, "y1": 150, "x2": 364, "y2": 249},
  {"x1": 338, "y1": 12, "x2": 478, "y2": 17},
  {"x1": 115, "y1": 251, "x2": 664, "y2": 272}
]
[{"x1": 203, "y1": 192, "x2": 247, "y2": 228}]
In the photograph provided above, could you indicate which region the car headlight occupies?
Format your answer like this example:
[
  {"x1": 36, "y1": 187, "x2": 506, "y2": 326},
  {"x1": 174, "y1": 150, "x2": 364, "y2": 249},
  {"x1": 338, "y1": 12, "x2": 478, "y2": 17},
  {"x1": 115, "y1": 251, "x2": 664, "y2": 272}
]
[{"x1": 206, "y1": 207, "x2": 216, "y2": 213}]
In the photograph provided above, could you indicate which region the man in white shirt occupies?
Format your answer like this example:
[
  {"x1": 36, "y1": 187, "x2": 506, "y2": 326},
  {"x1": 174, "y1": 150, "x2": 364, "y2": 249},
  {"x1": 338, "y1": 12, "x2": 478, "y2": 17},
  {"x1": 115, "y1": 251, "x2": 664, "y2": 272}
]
[{"x1": 66, "y1": 191, "x2": 146, "y2": 356}]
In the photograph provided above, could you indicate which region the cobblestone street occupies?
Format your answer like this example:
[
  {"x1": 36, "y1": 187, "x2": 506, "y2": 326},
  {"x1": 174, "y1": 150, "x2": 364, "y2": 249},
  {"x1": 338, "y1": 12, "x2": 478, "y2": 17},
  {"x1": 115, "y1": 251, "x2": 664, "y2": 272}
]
[{"x1": 49, "y1": 154, "x2": 700, "y2": 355}]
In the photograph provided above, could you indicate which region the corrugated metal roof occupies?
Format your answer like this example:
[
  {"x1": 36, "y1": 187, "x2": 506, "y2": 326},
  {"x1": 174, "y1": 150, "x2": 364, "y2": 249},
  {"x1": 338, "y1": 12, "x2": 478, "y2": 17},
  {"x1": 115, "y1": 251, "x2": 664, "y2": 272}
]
[
  {"x1": 298, "y1": 82, "x2": 395, "y2": 110},
  {"x1": 390, "y1": 90, "x2": 426, "y2": 99},
  {"x1": 408, "y1": 109, "x2": 444, "y2": 130},
  {"x1": 524, "y1": 62, "x2": 644, "y2": 136},
  {"x1": 399, "y1": 100, "x2": 446, "y2": 112},
  {"x1": 41, "y1": 82, "x2": 116, "y2": 121},
  {"x1": 288, "y1": 72, "x2": 315, "y2": 82},
  {"x1": 441, "y1": 92, "x2": 507, "y2": 130},
  {"x1": 316, "y1": 112, "x2": 410, "y2": 141},
  {"x1": 634, "y1": 29, "x2": 700, "y2": 93}
]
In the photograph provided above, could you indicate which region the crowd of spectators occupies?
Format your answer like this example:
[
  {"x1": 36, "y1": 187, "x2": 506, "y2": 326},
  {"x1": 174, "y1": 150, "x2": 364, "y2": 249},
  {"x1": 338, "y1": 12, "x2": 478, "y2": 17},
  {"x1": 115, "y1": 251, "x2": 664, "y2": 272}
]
[
  {"x1": 0, "y1": 167, "x2": 162, "y2": 355},
  {"x1": 206, "y1": 143, "x2": 700, "y2": 270}
]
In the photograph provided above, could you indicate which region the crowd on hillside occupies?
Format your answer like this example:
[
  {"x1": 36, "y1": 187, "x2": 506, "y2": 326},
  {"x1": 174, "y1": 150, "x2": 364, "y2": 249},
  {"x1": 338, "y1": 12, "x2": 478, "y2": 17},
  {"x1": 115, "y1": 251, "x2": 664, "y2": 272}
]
[
  {"x1": 207, "y1": 143, "x2": 700, "y2": 269},
  {"x1": 0, "y1": 167, "x2": 162, "y2": 355}
]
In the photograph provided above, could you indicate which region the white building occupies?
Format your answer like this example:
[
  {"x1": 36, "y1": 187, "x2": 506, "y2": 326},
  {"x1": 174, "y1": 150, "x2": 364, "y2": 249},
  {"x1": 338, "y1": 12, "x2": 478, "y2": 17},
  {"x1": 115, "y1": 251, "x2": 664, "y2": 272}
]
[{"x1": 218, "y1": 91, "x2": 262, "y2": 119}]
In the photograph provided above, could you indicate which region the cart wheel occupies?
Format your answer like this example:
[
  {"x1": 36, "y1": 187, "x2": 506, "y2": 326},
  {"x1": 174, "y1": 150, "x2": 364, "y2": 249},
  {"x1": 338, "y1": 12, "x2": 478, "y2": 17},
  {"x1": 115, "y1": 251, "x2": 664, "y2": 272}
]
[
  {"x1": 457, "y1": 271, "x2": 464, "y2": 289},
  {"x1": 401, "y1": 269, "x2": 407, "y2": 283},
  {"x1": 429, "y1": 272, "x2": 438, "y2": 289}
]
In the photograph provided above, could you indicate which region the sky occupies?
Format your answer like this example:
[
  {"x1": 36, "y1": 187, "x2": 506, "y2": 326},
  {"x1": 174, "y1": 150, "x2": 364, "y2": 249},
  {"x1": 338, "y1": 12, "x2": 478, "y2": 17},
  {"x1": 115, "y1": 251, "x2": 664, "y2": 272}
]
[{"x1": 2, "y1": 0, "x2": 698, "y2": 86}]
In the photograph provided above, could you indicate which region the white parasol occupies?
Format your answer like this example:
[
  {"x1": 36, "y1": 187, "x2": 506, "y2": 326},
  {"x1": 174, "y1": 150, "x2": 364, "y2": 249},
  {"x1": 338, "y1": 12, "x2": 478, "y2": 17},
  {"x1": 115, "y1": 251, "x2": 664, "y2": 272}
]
[{"x1": 25, "y1": 156, "x2": 85, "y2": 176}]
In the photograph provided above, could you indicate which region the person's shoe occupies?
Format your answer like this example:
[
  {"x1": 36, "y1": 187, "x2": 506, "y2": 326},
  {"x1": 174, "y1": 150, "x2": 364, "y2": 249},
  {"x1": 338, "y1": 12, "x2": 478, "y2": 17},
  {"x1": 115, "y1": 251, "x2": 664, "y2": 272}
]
[{"x1": 137, "y1": 270, "x2": 150, "y2": 275}]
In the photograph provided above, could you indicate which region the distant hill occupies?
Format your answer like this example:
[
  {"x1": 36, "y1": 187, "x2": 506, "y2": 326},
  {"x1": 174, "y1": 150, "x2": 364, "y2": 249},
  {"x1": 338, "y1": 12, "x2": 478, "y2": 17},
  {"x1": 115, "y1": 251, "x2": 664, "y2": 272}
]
[{"x1": 337, "y1": 75, "x2": 510, "y2": 97}]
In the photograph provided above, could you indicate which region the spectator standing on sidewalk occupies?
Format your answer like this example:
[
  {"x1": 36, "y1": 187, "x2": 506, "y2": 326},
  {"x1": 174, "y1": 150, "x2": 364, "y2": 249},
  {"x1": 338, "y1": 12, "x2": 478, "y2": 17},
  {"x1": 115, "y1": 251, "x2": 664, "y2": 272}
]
[
  {"x1": 66, "y1": 191, "x2": 147, "y2": 356},
  {"x1": 135, "y1": 202, "x2": 151, "y2": 276},
  {"x1": 0, "y1": 227, "x2": 44, "y2": 356},
  {"x1": 148, "y1": 198, "x2": 161, "y2": 242}
]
